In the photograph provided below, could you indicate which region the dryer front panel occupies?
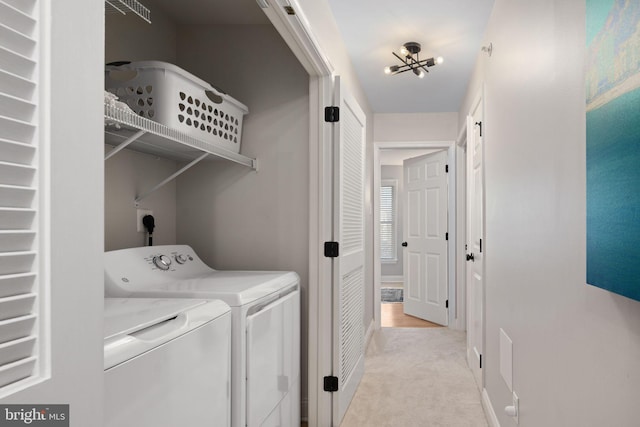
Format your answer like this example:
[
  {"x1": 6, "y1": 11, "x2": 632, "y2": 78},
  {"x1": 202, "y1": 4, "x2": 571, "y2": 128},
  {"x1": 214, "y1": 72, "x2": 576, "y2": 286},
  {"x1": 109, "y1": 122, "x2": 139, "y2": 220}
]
[{"x1": 245, "y1": 290, "x2": 300, "y2": 426}]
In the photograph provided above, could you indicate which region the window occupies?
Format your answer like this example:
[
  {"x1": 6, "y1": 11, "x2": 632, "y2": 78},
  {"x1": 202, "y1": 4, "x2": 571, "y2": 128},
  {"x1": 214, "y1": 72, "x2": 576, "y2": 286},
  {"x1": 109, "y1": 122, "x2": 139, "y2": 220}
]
[{"x1": 380, "y1": 180, "x2": 397, "y2": 262}]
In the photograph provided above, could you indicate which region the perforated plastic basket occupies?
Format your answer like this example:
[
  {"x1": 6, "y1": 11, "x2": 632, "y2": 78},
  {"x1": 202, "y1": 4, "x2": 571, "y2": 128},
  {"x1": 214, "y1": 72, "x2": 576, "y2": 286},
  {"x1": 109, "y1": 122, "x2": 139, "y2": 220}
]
[{"x1": 105, "y1": 61, "x2": 248, "y2": 153}]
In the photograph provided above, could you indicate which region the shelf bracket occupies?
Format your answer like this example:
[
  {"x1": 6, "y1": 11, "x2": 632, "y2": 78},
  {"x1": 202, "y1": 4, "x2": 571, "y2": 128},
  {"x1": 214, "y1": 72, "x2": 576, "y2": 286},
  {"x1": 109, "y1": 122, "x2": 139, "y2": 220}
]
[
  {"x1": 105, "y1": 129, "x2": 146, "y2": 160},
  {"x1": 134, "y1": 152, "x2": 210, "y2": 205}
]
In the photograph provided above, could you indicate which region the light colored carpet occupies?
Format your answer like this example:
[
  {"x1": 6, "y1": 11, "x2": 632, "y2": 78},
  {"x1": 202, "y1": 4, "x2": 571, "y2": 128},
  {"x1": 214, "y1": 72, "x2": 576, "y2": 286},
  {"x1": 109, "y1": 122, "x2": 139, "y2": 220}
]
[{"x1": 340, "y1": 328, "x2": 488, "y2": 427}]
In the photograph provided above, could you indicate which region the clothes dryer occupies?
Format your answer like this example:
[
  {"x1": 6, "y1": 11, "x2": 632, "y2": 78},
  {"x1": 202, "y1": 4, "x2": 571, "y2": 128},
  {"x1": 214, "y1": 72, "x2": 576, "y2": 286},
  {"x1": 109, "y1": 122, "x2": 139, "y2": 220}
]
[{"x1": 104, "y1": 245, "x2": 300, "y2": 427}]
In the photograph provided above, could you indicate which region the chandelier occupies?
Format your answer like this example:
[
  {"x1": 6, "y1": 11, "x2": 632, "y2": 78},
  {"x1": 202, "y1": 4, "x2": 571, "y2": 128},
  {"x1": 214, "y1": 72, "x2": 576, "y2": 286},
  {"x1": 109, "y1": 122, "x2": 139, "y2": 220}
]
[{"x1": 384, "y1": 42, "x2": 443, "y2": 78}]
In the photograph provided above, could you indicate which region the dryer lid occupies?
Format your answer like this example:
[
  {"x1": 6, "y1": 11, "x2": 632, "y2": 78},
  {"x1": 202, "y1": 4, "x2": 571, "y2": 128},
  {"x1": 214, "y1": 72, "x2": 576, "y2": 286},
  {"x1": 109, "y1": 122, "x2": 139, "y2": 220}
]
[{"x1": 104, "y1": 298, "x2": 228, "y2": 340}]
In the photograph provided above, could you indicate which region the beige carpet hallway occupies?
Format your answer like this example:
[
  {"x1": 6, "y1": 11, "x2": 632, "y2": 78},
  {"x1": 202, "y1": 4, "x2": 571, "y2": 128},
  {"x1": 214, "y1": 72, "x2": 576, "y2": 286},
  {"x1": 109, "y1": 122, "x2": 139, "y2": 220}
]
[{"x1": 340, "y1": 328, "x2": 489, "y2": 427}]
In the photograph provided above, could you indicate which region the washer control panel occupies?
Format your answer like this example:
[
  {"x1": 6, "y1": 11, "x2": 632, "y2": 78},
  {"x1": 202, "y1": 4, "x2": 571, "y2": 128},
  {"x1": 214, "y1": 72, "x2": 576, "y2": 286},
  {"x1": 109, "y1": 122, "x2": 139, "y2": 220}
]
[
  {"x1": 175, "y1": 254, "x2": 189, "y2": 264},
  {"x1": 105, "y1": 245, "x2": 214, "y2": 292},
  {"x1": 145, "y1": 252, "x2": 195, "y2": 272},
  {"x1": 152, "y1": 254, "x2": 172, "y2": 270}
]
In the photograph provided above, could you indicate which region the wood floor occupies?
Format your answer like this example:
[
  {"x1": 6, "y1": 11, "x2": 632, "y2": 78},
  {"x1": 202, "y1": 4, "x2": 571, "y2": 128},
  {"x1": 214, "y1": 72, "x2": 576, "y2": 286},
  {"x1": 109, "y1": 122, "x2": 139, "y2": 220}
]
[{"x1": 381, "y1": 302, "x2": 442, "y2": 328}]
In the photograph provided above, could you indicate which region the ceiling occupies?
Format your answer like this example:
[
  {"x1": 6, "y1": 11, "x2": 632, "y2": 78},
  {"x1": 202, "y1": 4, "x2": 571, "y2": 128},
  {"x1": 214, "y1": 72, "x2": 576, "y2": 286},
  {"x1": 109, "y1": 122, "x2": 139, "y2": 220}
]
[
  {"x1": 141, "y1": 0, "x2": 494, "y2": 114},
  {"x1": 326, "y1": 0, "x2": 494, "y2": 113}
]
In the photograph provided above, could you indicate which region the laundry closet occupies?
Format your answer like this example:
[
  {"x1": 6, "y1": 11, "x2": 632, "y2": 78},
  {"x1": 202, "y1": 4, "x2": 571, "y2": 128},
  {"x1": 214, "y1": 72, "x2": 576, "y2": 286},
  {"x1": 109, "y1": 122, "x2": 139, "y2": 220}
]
[{"x1": 103, "y1": 0, "x2": 310, "y2": 418}]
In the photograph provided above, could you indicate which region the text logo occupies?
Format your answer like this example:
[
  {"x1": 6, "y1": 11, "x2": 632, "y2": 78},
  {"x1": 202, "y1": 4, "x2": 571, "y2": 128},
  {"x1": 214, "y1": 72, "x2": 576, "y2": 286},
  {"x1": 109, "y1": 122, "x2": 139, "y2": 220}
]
[{"x1": 0, "y1": 405, "x2": 69, "y2": 426}]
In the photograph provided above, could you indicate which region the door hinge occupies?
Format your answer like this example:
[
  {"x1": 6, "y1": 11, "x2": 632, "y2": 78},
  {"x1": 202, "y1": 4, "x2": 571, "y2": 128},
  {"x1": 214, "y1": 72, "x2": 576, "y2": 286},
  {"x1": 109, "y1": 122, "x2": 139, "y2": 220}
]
[
  {"x1": 445, "y1": 299, "x2": 449, "y2": 308},
  {"x1": 324, "y1": 376, "x2": 339, "y2": 392},
  {"x1": 445, "y1": 164, "x2": 449, "y2": 173},
  {"x1": 324, "y1": 241, "x2": 339, "y2": 258},
  {"x1": 445, "y1": 232, "x2": 449, "y2": 241},
  {"x1": 479, "y1": 354, "x2": 482, "y2": 369},
  {"x1": 324, "y1": 106, "x2": 340, "y2": 122},
  {"x1": 480, "y1": 238, "x2": 483, "y2": 253}
]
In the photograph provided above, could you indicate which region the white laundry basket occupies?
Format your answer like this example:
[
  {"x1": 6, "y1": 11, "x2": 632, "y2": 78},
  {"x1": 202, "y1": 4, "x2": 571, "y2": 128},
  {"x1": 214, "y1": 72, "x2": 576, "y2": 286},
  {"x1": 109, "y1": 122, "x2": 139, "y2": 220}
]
[{"x1": 105, "y1": 61, "x2": 248, "y2": 153}]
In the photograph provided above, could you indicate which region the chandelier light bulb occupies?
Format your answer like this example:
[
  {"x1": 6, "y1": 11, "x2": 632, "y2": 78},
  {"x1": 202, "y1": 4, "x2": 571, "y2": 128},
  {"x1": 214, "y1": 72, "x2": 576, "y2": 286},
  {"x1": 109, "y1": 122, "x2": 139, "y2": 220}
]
[
  {"x1": 413, "y1": 68, "x2": 425, "y2": 78},
  {"x1": 384, "y1": 65, "x2": 399, "y2": 75},
  {"x1": 400, "y1": 46, "x2": 409, "y2": 56},
  {"x1": 436, "y1": 56, "x2": 444, "y2": 64}
]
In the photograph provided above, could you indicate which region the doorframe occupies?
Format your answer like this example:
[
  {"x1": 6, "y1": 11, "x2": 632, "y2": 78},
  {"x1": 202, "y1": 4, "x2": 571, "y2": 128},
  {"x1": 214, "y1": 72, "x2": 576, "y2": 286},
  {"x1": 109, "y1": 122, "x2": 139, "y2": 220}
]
[
  {"x1": 260, "y1": 1, "x2": 335, "y2": 425},
  {"x1": 455, "y1": 125, "x2": 468, "y2": 335},
  {"x1": 373, "y1": 141, "x2": 464, "y2": 330},
  {"x1": 462, "y1": 86, "x2": 486, "y2": 392}
]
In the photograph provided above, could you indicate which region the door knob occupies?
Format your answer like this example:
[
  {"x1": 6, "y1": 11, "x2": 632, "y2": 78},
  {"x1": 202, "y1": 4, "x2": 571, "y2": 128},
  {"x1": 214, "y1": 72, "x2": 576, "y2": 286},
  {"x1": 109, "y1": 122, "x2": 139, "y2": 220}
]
[
  {"x1": 466, "y1": 253, "x2": 475, "y2": 261},
  {"x1": 401, "y1": 242, "x2": 408, "y2": 247}
]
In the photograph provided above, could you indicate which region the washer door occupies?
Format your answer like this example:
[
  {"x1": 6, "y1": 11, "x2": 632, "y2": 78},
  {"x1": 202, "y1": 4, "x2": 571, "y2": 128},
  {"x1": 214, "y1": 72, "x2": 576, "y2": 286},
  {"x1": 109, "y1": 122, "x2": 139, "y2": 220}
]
[
  {"x1": 105, "y1": 314, "x2": 231, "y2": 427},
  {"x1": 246, "y1": 290, "x2": 300, "y2": 426}
]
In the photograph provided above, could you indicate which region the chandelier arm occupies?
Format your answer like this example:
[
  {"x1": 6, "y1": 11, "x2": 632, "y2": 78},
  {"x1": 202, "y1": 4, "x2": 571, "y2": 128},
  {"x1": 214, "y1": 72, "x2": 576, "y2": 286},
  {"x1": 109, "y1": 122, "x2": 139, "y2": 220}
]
[
  {"x1": 414, "y1": 59, "x2": 430, "y2": 73},
  {"x1": 392, "y1": 51, "x2": 411, "y2": 66},
  {"x1": 393, "y1": 67, "x2": 413, "y2": 75},
  {"x1": 406, "y1": 54, "x2": 427, "y2": 70}
]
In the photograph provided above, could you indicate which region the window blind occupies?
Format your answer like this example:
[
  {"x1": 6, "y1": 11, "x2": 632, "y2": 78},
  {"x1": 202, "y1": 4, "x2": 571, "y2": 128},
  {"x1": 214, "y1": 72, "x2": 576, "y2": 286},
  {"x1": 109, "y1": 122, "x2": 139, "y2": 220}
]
[
  {"x1": 380, "y1": 185, "x2": 396, "y2": 261},
  {"x1": 0, "y1": 0, "x2": 45, "y2": 395}
]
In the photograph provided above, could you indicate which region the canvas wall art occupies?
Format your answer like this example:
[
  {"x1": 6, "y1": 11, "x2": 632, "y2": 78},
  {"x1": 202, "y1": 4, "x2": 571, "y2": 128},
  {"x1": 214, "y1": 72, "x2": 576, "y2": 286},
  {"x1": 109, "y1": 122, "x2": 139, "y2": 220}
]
[{"x1": 586, "y1": 0, "x2": 640, "y2": 301}]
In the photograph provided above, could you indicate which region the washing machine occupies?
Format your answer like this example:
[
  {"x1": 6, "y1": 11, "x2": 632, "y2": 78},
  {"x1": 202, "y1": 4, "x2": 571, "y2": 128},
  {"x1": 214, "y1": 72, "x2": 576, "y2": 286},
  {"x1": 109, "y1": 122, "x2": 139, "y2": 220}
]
[
  {"x1": 104, "y1": 297, "x2": 231, "y2": 427},
  {"x1": 104, "y1": 245, "x2": 300, "y2": 427}
]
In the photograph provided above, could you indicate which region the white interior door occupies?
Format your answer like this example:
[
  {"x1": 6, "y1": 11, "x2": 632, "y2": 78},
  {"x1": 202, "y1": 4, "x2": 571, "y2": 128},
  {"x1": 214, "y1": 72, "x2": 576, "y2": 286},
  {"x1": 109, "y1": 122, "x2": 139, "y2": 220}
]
[
  {"x1": 402, "y1": 151, "x2": 449, "y2": 325},
  {"x1": 332, "y1": 76, "x2": 366, "y2": 426},
  {"x1": 466, "y1": 94, "x2": 484, "y2": 389}
]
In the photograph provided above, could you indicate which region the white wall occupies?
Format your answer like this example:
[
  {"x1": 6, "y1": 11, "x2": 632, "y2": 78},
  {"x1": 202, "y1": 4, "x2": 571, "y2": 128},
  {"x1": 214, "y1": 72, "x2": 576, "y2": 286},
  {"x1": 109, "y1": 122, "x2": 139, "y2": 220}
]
[
  {"x1": 175, "y1": 22, "x2": 308, "y2": 278},
  {"x1": 104, "y1": 149, "x2": 177, "y2": 250},
  {"x1": 105, "y1": 7, "x2": 177, "y2": 64},
  {"x1": 460, "y1": 0, "x2": 640, "y2": 425},
  {"x1": 375, "y1": 112, "x2": 458, "y2": 142},
  {"x1": 4, "y1": 0, "x2": 105, "y2": 422}
]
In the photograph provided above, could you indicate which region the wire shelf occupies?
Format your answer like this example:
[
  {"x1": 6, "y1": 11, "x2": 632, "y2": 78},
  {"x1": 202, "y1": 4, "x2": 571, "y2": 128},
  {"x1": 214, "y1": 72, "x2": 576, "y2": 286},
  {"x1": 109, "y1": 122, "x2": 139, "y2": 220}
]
[
  {"x1": 104, "y1": 103, "x2": 256, "y2": 169},
  {"x1": 105, "y1": 0, "x2": 151, "y2": 24}
]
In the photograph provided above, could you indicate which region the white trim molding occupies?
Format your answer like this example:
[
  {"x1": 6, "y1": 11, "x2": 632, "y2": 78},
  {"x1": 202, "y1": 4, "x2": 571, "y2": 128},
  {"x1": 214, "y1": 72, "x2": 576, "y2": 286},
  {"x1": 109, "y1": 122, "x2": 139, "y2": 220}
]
[
  {"x1": 482, "y1": 388, "x2": 501, "y2": 427},
  {"x1": 260, "y1": 2, "x2": 334, "y2": 425}
]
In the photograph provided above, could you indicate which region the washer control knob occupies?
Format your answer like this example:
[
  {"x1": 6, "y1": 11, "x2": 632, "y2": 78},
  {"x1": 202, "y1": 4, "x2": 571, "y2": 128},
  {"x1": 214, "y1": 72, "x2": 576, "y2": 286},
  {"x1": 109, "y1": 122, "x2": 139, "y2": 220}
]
[
  {"x1": 175, "y1": 254, "x2": 188, "y2": 264},
  {"x1": 153, "y1": 255, "x2": 172, "y2": 270}
]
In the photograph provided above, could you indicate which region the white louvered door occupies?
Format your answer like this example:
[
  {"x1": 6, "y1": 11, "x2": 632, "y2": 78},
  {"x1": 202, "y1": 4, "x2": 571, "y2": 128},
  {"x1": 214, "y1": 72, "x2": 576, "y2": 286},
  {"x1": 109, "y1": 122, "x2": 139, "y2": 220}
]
[
  {"x1": 0, "y1": 0, "x2": 47, "y2": 396},
  {"x1": 332, "y1": 76, "x2": 366, "y2": 426}
]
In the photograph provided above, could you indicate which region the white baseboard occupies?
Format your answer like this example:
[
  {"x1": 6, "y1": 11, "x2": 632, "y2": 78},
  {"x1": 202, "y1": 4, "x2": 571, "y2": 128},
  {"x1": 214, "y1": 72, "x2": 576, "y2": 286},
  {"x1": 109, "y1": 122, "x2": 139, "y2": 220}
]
[
  {"x1": 365, "y1": 319, "x2": 375, "y2": 346},
  {"x1": 482, "y1": 388, "x2": 500, "y2": 427},
  {"x1": 381, "y1": 275, "x2": 403, "y2": 283}
]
